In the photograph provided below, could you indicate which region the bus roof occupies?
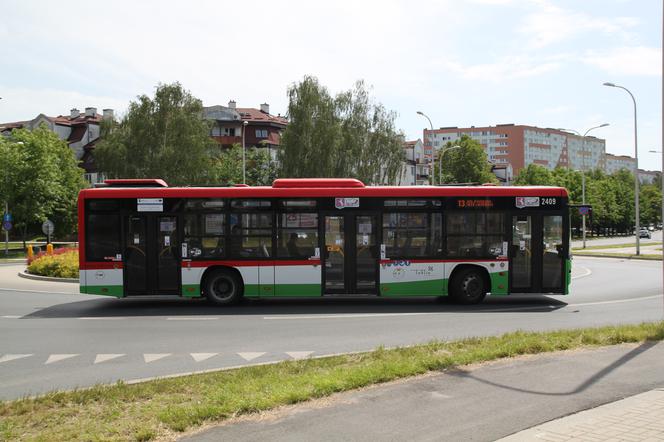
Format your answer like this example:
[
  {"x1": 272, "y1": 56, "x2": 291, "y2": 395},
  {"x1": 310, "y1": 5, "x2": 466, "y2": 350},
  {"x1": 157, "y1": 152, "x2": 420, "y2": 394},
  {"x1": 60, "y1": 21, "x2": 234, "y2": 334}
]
[{"x1": 80, "y1": 178, "x2": 568, "y2": 199}]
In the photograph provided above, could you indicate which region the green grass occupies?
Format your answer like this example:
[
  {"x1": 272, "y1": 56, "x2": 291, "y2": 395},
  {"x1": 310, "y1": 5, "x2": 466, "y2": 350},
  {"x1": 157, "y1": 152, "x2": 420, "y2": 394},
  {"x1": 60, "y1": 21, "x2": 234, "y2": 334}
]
[
  {"x1": 1, "y1": 321, "x2": 663, "y2": 441},
  {"x1": 573, "y1": 241, "x2": 662, "y2": 251}
]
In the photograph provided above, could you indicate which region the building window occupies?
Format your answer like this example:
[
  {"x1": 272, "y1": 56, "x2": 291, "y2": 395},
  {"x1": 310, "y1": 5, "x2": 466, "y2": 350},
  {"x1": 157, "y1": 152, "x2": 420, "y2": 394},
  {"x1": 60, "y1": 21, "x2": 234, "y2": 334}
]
[
  {"x1": 224, "y1": 128, "x2": 236, "y2": 136},
  {"x1": 255, "y1": 129, "x2": 268, "y2": 138}
]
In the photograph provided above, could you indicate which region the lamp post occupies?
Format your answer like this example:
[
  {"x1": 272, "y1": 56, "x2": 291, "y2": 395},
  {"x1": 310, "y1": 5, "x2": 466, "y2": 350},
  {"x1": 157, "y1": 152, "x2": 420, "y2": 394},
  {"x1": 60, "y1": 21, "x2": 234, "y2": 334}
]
[
  {"x1": 241, "y1": 120, "x2": 248, "y2": 184},
  {"x1": 438, "y1": 145, "x2": 462, "y2": 184},
  {"x1": 416, "y1": 111, "x2": 434, "y2": 185},
  {"x1": 558, "y1": 124, "x2": 609, "y2": 248},
  {"x1": 604, "y1": 82, "x2": 640, "y2": 255}
]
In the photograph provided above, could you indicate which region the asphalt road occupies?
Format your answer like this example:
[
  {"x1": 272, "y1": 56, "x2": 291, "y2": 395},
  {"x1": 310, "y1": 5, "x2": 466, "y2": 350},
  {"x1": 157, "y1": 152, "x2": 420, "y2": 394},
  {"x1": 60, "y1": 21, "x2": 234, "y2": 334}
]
[
  {"x1": 571, "y1": 229, "x2": 662, "y2": 248},
  {"x1": 184, "y1": 342, "x2": 664, "y2": 442},
  {"x1": 0, "y1": 257, "x2": 662, "y2": 400}
]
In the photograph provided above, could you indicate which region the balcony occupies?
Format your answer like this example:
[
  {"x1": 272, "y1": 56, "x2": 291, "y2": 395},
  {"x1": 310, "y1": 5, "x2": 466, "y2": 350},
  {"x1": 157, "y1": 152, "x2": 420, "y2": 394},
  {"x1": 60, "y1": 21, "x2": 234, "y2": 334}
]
[{"x1": 212, "y1": 136, "x2": 242, "y2": 146}]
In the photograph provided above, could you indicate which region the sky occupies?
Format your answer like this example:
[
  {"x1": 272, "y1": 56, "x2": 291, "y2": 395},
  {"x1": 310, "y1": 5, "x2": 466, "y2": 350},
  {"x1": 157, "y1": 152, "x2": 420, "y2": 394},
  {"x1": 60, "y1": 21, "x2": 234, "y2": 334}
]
[{"x1": 1, "y1": 0, "x2": 661, "y2": 170}]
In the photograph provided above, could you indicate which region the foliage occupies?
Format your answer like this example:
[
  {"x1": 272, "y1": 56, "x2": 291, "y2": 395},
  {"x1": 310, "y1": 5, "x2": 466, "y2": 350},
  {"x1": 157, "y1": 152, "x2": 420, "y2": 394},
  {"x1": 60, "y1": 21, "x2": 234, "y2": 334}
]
[
  {"x1": 213, "y1": 144, "x2": 277, "y2": 186},
  {"x1": 435, "y1": 135, "x2": 498, "y2": 184},
  {"x1": 94, "y1": 82, "x2": 217, "y2": 186},
  {"x1": 0, "y1": 127, "x2": 87, "y2": 244},
  {"x1": 1, "y1": 321, "x2": 662, "y2": 441},
  {"x1": 27, "y1": 250, "x2": 79, "y2": 278},
  {"x1": 27, "y1": 246, "x2": 77, "y2": 265},
  {"x1": 279, "y1": 76, "x2": 404, "y2": 184}
]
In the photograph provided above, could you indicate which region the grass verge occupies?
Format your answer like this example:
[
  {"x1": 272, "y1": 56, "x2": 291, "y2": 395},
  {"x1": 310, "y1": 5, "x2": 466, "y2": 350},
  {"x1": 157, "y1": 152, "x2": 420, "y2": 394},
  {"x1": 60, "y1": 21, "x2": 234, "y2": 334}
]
[
  {"x1": 572, "y1": 241, "x2": 661, "y2": 251},
  {"x1": 1, "y1": 322, "x2": 663, "y2": 441},
  {"x1": 573, "y1": 251, "x2": 662, "y2": 260}
]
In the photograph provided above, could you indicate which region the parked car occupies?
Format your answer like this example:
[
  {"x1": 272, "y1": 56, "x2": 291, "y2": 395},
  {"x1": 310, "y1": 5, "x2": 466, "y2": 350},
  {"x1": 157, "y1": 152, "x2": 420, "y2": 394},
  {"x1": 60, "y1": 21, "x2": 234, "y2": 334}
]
[{"x1": 639, "y1": 228, "x2": 652, "y2": 239}]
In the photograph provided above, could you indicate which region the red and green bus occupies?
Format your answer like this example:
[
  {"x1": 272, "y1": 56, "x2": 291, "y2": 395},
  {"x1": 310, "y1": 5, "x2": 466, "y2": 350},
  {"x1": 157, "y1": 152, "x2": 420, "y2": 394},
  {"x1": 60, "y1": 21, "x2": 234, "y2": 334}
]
[{"x1": 78, "y1": 178, "x2": 570, "y2": 305}]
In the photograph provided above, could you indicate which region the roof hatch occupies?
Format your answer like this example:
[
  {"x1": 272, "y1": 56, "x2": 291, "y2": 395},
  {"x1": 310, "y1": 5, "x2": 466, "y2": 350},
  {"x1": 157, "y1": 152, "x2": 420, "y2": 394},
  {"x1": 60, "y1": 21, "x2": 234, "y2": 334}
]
[{"x1": 272, "y1": 178, "x2": 365, "y2": 188}]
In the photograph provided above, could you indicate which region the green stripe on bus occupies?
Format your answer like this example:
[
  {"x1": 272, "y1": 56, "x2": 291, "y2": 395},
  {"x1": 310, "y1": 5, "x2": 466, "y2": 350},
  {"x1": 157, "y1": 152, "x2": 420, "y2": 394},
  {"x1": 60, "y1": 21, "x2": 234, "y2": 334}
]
[
  {"x1": 490, "y1": 270, "x2": 509, "y2": 295},
  {"x1": 274, "y1": 284, "x2": 321, "y2": 297},
  {"x1": 80, "y1": 285, "x2": 124, "y2": 297},
  {"x1": 565, "y1": 259, "x2": 572, "y2": 295},
  {"x1": 181, "y1": 284, "x2": 202, "y2": 298},
  {"x1": 380, "y1": 279, "x2": 445, "y2": 296}
]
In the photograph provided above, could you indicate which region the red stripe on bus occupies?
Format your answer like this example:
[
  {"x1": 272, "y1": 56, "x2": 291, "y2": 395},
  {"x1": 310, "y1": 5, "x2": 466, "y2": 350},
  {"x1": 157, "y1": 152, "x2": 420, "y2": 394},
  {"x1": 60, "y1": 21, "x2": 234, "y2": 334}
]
[
  {"x1": 183, "y1": 259, "x2": 321, "y2": 268},
  {"x1": 379, "y1": 258, "x2": 508, "y2": 264},
  {"x1": 80, "y1": 261, "x2": 124, "y2": 270}
]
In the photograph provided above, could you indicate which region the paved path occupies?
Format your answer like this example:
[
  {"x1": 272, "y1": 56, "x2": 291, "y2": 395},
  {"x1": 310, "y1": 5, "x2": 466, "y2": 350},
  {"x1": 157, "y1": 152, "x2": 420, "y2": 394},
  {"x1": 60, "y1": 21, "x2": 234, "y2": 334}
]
[
  {"x1": 184, "y1": 343, "x2": 664, "y2": 442},
  {"x1": 500, "y1": 388, "x2": 664, "y2": 441}
]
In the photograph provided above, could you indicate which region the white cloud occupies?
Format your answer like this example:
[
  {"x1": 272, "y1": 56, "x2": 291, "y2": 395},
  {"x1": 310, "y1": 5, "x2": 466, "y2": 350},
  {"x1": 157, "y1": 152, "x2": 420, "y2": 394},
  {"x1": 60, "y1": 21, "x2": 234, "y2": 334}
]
[
  {"x1": 584, "y1": 46, "x2": 662, "y2": 77},
  {"x1": 440, "y1": 55, "x2": 564, "y2": 82},
  {"x1": 519, "y1": 1, "x2": 639, "y2": 49}
]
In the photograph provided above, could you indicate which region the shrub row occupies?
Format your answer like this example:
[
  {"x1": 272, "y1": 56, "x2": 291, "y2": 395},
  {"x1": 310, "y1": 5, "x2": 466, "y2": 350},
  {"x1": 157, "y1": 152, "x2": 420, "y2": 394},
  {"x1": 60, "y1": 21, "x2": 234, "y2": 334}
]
[{"x1": 27, "y1": 250, "x2": 79, "y2": 279}]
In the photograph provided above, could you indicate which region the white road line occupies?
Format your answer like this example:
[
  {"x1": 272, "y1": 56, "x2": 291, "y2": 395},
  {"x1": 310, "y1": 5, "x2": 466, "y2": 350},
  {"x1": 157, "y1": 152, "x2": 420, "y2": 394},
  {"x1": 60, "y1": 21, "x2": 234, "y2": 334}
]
[
  {"x1": 166, "y1": 317, "x2": 219, "y2": 321},
  {"x1": 79, "y1": 317, "x2": 127, "y2": 320},
  {"x1": 45, "y1": 354, "x2": 79, "y2": 364},
  {"x1": 264, "y1": 312, "x2": 432, "y2": 320},
  {"x1": 571, "y1": 266, "x2": 592, "y2": 280},
  {"x1": 238, "y1": 352, "x2": 265, "y2": 362},
  {"x1": 191, "y1": 353, "x2": 218, "y2": 362},
  {"x1": 568, "y1": 294, "x2": 663, "y2": 307},
  {"x1": 143, "y1": 353, "x2": 171, "y2": 363},
  {"x1": 286, "y1": 351, "x2": 313, "y2": 360},
  {"x1": 94, "y1": 354, "x2": 125, "y2": 364},
  {"x1": 0, "y1": 354, "x2": 33, "y2": 363},
  {"x1": 0, "y1": 287, "x2": 77, "y2": 295},
  {"x1": 1, "y1": 315, "x2": 22, "y2": 319}
]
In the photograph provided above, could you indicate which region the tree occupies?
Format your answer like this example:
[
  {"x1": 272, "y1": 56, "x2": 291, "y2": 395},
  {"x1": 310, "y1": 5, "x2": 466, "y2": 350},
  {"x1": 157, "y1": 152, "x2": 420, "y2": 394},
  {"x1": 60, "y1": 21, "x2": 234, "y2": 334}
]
[
  {"x1": 95, "y1": 82, "x2": 217, "y2": 186},
  {"x1": 513, "y1": 164, "x2": 554, "y2": 186},
  {"x1": 278, "y1": 76, "x2": 404, "y2": 184},
  {"x1": 213, "y1": 144, "x2": 277, "y2": 186},
  {"x1": 435, "y1": 135, "x2": 497, "y2": 184},
  {"x1": 0, "y1": 127, "x2": 87, "y2": 245},
  {"x1": 640, "y1": 184, "x2": 662, "y2": 225}
]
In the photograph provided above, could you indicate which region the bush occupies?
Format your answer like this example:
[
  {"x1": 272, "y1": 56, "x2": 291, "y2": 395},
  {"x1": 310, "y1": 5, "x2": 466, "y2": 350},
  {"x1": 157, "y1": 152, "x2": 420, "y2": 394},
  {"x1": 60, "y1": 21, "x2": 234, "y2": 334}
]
[
  {"x1": 27, "y1": 250, "x2": 79, "y2": 279},
  {"x1": 27, "y1": 246, "x2": 77, "y2": 265}
]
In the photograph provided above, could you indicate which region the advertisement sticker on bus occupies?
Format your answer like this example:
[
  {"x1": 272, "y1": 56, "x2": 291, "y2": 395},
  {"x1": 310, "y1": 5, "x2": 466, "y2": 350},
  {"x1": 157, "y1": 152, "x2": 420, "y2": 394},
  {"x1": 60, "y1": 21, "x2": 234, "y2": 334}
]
[
  {"x1": 335, "y1": 197, "x2": 359, "y2": 209},
  {"x1": 515, "y1": 196, "x2": 540, "y2": 209}
]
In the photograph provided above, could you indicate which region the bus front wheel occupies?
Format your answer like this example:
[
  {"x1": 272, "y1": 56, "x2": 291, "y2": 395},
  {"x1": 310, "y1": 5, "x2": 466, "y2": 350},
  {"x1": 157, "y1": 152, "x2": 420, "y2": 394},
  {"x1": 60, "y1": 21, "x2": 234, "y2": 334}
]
[
  {"x1": 204, "y1": 269, "x2": 243, "y2": 305},
  {"x1": 450, "y1": 268, "x2": 487, "y2": 305}
]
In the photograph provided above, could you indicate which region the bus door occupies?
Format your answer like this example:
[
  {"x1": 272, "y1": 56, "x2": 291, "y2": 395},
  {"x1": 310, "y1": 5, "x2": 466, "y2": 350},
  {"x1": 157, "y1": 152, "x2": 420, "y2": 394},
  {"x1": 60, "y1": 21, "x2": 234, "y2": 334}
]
[
  {"x1": 124, "y1": 214, "x2": 181, "y2": 295},
  {"x1": 510, "y1": 213, "x2": 565, "y2": 293},
  {"x1": 323, "y1": 213, "x2": 379, "y2": 294}
]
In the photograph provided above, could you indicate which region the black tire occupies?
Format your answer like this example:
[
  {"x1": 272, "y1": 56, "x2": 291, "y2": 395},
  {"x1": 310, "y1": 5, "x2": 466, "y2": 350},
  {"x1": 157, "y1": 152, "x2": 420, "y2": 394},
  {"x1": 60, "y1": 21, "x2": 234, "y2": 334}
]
[
  {"x1": 450, "y1": 268, "x2": 487, "y2": 305},
  {"x1": 203, "y1": 269, "x2": 243, "y2": 305}
]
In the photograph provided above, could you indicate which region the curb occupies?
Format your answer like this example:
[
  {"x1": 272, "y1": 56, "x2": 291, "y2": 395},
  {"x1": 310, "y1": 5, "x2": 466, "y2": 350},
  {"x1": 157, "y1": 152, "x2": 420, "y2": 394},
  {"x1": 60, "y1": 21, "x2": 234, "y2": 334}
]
[
  {"x1": 573, "y1": 253, "x2": 661, "y2": 261},
  {"x1": 17, "y1": 270, "x2": 78, "y2": 283}
]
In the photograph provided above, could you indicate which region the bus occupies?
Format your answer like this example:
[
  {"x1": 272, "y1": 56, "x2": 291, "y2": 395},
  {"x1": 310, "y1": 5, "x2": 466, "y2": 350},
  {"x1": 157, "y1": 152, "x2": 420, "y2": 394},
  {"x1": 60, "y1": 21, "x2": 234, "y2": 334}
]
[{"x1": 78, "y1": 178, "x2": 570, "y2": 305}]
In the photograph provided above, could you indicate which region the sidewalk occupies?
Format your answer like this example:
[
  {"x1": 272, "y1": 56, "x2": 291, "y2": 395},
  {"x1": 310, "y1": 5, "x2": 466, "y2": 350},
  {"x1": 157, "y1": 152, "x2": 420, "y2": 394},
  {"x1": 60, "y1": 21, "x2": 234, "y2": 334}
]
[
  {"x1": 499, "y1": 388, "x2": 664, "y2": 441},
  {"x1": 184, "y1": 343, "x2": 664, "y2": 442}
]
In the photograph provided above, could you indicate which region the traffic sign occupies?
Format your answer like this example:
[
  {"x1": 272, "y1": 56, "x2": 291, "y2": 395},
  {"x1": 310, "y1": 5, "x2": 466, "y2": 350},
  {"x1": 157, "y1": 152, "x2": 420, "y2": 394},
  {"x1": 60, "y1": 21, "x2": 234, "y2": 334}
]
[
  {"x1": 2, "y1": 221, "x2": 11, "y2": 231},
  {"x1": 2, "y1": 212, "x2": 11, "y2": 223},
  {"x1": 579, "y1": 206, "x2": 590, "y2": 216},
  {"x1": 42, "y1": 219, "x2": 55, "y2": 236}
]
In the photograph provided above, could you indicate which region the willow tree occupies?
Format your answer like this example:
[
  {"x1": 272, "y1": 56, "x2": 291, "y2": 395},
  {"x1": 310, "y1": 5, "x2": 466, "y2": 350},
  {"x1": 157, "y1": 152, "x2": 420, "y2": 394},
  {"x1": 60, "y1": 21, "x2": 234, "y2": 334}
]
[{"x1": 279, "y1": 76, "x2": 404, "y2": 184}]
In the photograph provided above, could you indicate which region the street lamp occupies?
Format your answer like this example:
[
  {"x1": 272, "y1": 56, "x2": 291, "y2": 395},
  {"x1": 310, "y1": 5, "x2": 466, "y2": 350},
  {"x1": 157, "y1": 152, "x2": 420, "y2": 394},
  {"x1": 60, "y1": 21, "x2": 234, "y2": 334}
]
[
  {"x1": 438, "y1": 145, "x2": 462, "y2": 185},
  {"x1": 558, "y1": 124, "x2": 609, "y2": 248},
  {"x1": 604, "y1": 82, "x2": 640, "y2": 255},
  {"x1": 416, "y1": 111, "x2": 434, "y2": 185},
  {"x1": 242, "y1": 120, "x2": 248, "y2": 184}
]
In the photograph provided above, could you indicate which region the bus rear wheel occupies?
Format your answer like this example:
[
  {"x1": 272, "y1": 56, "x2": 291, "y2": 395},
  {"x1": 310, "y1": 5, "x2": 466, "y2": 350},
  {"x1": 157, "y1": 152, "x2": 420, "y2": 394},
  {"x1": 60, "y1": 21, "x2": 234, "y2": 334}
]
[
  {"x1": 450, "y1": 268, "x2": 487, "y2": 305},
  {"x1": 204, "y1": 269, "x2": 243, "y2": 305}
]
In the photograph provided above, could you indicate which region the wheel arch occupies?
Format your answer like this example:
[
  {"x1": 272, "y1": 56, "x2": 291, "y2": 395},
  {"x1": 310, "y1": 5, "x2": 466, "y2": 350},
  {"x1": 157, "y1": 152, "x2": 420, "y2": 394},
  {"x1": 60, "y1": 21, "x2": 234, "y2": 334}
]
[
  {"x1": 200, "y1": 265, "x2": 245, "y2": 296},
  {"x1": 448, "y1": 264, "x2": 491, "y2": 294}
]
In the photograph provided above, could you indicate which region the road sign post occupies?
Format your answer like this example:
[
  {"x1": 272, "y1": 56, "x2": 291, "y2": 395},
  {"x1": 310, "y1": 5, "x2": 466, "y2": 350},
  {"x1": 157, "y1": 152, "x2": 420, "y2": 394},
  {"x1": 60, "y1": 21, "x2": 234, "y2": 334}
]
[
  {"x1": 2, "y1": 204, "x2": 11, "y2": 256},
  {"x1": 41, "y1": 219, "x2": 55, "y2": 245}
]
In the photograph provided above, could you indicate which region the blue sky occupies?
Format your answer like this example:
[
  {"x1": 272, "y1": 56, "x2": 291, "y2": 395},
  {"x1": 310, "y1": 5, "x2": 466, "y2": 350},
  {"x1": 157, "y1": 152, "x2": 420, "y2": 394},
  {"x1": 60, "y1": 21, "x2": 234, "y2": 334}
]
[{"x1": 1, "y1": 0, "x2": 661, "y2": 170}]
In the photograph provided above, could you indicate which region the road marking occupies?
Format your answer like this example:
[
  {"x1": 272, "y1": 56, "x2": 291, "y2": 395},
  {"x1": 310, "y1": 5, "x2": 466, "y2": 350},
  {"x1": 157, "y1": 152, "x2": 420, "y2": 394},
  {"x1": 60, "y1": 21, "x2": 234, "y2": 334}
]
[
  {"x1": 143, "y1": 353, "x2": 171, "y2": 363},
  {"x1": 1, "y1": 315, "x2": 22, "y2": 319},
  {"x1": 238, "y1": 352, "x2": 265, "y2": 361},
  {"x1": 94, "y1": 354, "x2": 125, "y2": 364},
  {"x1": 568, "y1": 294, "x2": 663, "y2": 307},
  {"x1": 79, "y1": 317, "x2": 127, "y2": 320},
  {"x1": 45, "y1": 354, "x2": 78, "y2": 364},
  {"x1": 286, "y1": 351, "x2": 313, "y2": 359},
  {"x1": 191, "y1": 353, "x2": 218, "y2": 362},
  {"x1": 0, "y1": 287, "x2": 77, "y2": 295},
  {"x1": 166, "y1": 317, "x2": 219, "y2": 321},
  {"x1": 571, "y1": 266, "x2": 592, "y2": 280},
  {"x1": 265, "y1": 312, "x2": 432, "y2": 320},
  {"x1": 0, "y1": 354, "x2": 33, "y2": 363}
]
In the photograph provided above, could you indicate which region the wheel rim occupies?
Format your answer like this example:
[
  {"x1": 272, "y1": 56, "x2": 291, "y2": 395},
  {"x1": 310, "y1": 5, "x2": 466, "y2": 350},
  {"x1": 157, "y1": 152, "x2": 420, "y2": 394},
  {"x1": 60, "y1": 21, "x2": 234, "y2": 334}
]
[
  {"x1": 461, "y1": 275, "x2": 482, "y2": 299},
  {"x1": 212, "y1": 277, "x2": 234, "y2": 300}
]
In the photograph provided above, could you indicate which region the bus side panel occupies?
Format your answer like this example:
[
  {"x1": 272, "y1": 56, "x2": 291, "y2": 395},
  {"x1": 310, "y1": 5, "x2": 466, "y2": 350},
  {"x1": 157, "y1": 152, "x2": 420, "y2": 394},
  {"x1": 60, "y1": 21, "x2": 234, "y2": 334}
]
[
  {"x1": 564, "y1": 258, "x2": 572, "y2": 295},
  {"x1": 239, "y1": 266, "x2": 260, "y2": 297},
  {"x1": 80, "y1": 268, "x2": 124, "y2": 297},
  {"x1": 274, "y1": 261, "x2": 321, "y2": 297},
  {"x1": 181, "y1": 266, "x2": 204, "y2": 297},
  {"x1": 379, "y1": 260, "x2": 444, "y2": 297}
]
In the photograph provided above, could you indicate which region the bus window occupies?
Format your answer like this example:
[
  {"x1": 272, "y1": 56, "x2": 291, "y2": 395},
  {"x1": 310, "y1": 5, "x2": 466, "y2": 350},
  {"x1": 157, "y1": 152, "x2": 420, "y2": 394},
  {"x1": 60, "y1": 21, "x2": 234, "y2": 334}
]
[
  {"x1": 277, "y1": 213, "x2": 318, "y2": 258},
  {"x1": 382, "y1": 212, "x2": 442, "y2": 258},
  {"x1": 446, "y1": 212, "x2": 504, "y2": 258},
  {"x1": 184, "y1": 213, "x2": 225, "y2": 258},
  {"x1": 230, "y1": 213, "x2": 272, "y2": 258},
  {"x1": 86, "y1": 214, "x2": 121, "y2": 261}
]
